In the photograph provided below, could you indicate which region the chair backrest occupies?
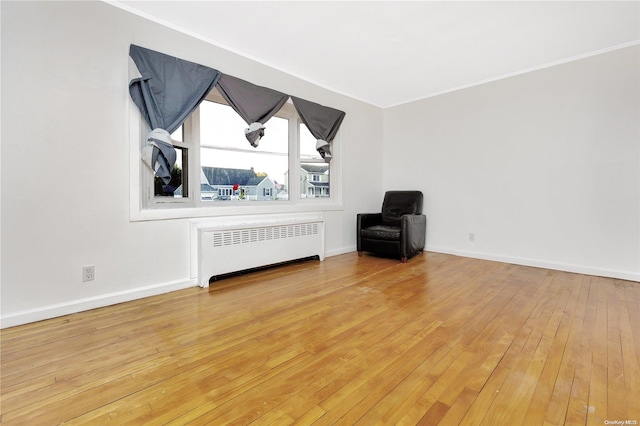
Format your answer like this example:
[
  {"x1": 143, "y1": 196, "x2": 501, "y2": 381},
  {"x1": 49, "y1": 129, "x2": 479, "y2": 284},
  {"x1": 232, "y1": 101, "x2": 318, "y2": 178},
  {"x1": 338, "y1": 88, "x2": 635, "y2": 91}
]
[{"x1": 381, "y1": 191, "x2": 423, "y2": 224}]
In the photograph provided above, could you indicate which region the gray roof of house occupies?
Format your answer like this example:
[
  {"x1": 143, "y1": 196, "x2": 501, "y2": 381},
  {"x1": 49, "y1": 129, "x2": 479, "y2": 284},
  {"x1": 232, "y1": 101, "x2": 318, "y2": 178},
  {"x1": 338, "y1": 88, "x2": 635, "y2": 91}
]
[
  {"x1": 301, "y1": 164, "x2": 329, "y2": 174},
  {"x1": 202, "y1": 167, "x2": 253, "y2": 185},
  {"x1": 202, "y1": 167, "x2": 266, "y2": 186},
  {"x1": 245, "y1": 176, "x2": 267, "y2": 186}
]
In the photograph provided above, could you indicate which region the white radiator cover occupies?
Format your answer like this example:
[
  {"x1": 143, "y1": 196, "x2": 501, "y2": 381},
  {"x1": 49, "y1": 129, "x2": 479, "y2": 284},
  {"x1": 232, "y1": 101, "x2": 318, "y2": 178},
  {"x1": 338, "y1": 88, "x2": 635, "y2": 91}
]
[{"x1": 191, "y1": 213, "x2": 325, "y2": 287}]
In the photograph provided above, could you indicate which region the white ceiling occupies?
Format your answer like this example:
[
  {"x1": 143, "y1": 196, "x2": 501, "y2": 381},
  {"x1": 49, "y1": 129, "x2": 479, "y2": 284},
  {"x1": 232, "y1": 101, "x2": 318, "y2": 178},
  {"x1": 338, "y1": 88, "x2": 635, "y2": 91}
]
[{"x1": 114, "y1": 1, "x2": 640, "y2": 108}]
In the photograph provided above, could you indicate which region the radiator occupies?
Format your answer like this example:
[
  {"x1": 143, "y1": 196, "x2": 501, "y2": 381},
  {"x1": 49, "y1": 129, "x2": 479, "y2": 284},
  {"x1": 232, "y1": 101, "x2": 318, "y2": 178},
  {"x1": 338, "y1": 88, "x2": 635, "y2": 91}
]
[{"x1": 191, "y1": 213, "x2": 325, "y2": 287}]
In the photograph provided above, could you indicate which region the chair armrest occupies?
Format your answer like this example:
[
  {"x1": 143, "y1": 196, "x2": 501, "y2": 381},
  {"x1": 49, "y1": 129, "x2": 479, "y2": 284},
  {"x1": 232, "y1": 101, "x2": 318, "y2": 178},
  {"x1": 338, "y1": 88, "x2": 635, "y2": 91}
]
[
  {"x1": 357, "y1": 213, "x2": 383, "y2": 230},
  {"x1": 357, "y1": 213, "x2": 382, "y2": 252},
  {"x1": 400, "y1": 214, "x2": 426, "y2": 256}
]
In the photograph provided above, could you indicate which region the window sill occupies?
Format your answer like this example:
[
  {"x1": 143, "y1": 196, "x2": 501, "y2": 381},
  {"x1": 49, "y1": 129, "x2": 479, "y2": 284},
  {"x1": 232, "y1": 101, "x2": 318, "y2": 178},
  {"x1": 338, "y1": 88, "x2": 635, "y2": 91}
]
[{"x1": 130, "y1": 199, "x2": 343, "y2": 222}]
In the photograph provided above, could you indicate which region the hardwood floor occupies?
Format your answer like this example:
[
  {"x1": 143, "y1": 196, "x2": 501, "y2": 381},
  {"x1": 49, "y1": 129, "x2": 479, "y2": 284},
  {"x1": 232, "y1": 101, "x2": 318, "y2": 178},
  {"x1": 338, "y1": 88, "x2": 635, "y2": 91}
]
[{"x1": 1, "y1": 252, "x2": 639, "y2": 425}]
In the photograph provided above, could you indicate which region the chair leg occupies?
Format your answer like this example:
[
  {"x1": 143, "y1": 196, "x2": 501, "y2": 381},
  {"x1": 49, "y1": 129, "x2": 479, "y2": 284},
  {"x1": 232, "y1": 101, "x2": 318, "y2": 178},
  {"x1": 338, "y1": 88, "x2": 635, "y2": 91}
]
[
  {"x1": 358, "y1": 251, "x2": 363, "y2": 257},
  {"x1": 401, "y1": 256, "x2": 408, "y2": 263}
]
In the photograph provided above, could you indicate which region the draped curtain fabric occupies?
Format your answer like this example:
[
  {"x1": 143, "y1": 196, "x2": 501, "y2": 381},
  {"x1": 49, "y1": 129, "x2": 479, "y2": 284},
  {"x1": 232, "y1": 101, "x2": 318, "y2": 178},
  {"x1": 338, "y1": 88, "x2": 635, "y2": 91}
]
[
  {"x1": 291, "y1": 97, "x2": 346, "y2": 162},
  {"x1": 215, "y1": 74, "x2": 289, "y2": 147},
  {"x1": 128, "y1": 44, "x2": 346, "y2": 182},
  {"x1": 129, "y1": 44, "x2": 221, "y2": 183}
]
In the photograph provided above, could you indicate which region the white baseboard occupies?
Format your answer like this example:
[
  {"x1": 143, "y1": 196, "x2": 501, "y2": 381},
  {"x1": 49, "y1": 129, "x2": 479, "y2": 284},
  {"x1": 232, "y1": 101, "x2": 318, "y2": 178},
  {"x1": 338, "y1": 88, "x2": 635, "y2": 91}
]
[
  {"x1": 1, "y1": 278, "x2": 198, "y2": 329},
  {"x1": 427, "y1": 245, "x2": 640, "y2": 282}
]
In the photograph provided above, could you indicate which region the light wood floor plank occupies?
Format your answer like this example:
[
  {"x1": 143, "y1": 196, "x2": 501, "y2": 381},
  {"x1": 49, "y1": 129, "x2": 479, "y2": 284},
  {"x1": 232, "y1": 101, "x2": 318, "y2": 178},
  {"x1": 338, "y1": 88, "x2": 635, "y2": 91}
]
[
  {"x1": 1, "y1": 252, "x2": 639, "y2": 425},
  {"x1": 543, "y1": 274, "x2": 591, "y2": 424},
  {"x1": 527, "y1": 273, "x2": 586, "y2": 425},
  {"x1": 619, "y1": 281, "x2": 640, "y2": 421},
  {"x1": 587, "y1": 276, "x2": 611, "y2": 424}
]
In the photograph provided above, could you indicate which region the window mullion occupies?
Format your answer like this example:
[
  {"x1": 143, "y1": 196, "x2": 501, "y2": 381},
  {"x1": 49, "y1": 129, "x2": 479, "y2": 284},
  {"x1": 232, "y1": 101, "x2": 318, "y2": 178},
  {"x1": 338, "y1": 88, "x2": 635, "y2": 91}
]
[
  {"x1": 188, "y1": 108, "x2": 201, "y2": 207},
  {"x1": 289, "y1": 118, "x2": 300, "y2": 203}
]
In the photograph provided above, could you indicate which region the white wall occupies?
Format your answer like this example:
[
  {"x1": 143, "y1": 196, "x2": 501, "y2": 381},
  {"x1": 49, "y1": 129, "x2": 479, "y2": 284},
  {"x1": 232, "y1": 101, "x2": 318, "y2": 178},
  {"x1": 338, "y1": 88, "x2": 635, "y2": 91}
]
[
  {"x1": 383, "y1": 45, "x2": 640, "y2": 280},
  {"x1": 1, "y1": 1, "x2": 383, "y2": 327}
]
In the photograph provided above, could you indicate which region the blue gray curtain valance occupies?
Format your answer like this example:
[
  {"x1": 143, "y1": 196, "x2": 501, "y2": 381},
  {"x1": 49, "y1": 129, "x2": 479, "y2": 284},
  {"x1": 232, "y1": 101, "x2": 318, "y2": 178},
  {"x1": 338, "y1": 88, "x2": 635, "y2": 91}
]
[
  {"x1": 216, "y1": 74, "x2": 289, "y2": 147},
  {"x1": 292, "y1": 97, "x2": 346, "y2": 163},
  {"x1": 129, "y1": 44, "x2": 221, "y2": 183},
  {"x1": 128, "y1": 44, "x2": 346, "y2": 179},
  {"x1": 129, "y1": 44, "x2": 221, "y2": 133}
]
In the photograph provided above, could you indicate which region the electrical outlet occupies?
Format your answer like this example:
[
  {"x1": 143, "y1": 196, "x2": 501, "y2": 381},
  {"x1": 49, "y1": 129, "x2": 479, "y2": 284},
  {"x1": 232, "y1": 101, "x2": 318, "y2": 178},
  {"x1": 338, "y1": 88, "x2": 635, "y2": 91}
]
[
  {"x1": 82, "y1": 265, "x2": 95, "y2": 282},
  {"x1": 469, "y1": 233, "x2": 475, "y2": 242}
]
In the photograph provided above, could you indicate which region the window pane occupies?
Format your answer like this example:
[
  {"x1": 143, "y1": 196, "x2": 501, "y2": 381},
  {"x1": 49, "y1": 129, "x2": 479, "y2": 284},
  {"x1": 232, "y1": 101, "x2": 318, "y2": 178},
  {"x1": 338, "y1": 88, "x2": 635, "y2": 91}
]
[
  {"x1": 199, "y1": 100, "x2": 289, "y2": 202},
  {"x1": 171, "y1": 126, "x2": 183, "y2": 142},
  {"x1": 154, "y1": 146, "x2": 188, "y2": 198},
  {"x1": 300, "y1": 124, "x2": 330, "y2": 198}
]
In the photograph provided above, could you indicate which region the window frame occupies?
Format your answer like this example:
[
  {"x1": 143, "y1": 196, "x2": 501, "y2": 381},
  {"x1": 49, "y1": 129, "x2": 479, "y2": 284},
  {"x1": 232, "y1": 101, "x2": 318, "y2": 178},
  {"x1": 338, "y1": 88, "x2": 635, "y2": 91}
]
[{"x1": 129, "y1": 90, "x2": 343, "y2": 221}]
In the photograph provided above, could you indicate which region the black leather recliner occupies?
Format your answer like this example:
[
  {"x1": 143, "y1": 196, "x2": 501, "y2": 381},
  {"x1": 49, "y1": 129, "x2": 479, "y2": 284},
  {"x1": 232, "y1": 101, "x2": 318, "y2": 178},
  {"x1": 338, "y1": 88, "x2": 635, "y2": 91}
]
[{"x1": 357, "y1": 191, "x2": 426, "y2": 263}]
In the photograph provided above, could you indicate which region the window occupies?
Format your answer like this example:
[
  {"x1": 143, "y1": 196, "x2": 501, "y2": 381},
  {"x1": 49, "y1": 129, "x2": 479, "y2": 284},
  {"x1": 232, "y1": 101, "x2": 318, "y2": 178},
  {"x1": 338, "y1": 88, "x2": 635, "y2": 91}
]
[{"x1": 133, "y1": 88, "x2": 342, "y2": 219}]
